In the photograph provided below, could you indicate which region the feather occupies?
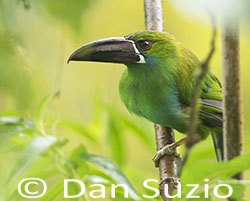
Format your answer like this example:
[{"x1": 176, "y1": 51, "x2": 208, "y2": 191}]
[
  {"x1": 200, "y1": 99, "x2": 224, "y2": 161},
  {"x1": 201, "y1": 99, "x2": 223, "y2": 111}
]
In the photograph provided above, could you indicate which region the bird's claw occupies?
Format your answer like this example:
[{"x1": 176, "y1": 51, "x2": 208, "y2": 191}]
[{"x1": 153, "y1": 143, "x2": 182, "y2": 167}]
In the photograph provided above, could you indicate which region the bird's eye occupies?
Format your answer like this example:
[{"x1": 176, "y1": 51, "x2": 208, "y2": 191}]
[{"x1": 136, "y1": 40, "x2": 152, "y2": 51}]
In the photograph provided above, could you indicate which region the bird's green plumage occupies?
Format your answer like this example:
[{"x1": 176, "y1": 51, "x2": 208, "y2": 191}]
[{"x1": 119, "y1": 31, "x2": 223, "y2": 158}]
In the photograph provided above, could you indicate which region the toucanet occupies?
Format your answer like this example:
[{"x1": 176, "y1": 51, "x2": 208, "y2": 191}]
[{"x1": 68, "y1": 31, "x2": 223, "y2": 162}]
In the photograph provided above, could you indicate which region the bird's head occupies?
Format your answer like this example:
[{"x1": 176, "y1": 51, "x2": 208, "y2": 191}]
[{"x1": 68, "y1": 31, "x2": 178, "y2": 68}]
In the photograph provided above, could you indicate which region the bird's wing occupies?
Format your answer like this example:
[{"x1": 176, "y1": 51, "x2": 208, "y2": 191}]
[
  {"x1": 178, "y1": 70, "x2": 223, "y2": 127},
  {"x1": 199, "y1": 99, "x2": 222, "y2": 128},
  {"x1": 198, "y1": 72, "x2": 224, "y2": 161},
  {"x1": 199, "y1": 72, "x2": 223, "y2": 128},
  {"x1": 200, "y1": 73, "x2": 224, "y2": 162},
  {"x1": 176, "y1": 49, "x2": 224, "y2": 161}
]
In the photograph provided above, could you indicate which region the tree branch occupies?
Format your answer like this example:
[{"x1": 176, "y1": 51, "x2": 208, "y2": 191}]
[
  {"x1": 144, "y1": 1, "x2": 179, "y2": 200},
  {"x1": 153, "y1": 125, "x2": 180, "y2": 200},
  {"x1": 222, "y1": 15, "x2": 243, "y2": 200}
]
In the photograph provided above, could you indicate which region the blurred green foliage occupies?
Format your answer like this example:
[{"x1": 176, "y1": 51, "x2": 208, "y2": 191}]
[
  {"x1": 0, "y1": 0, "x2": 250, "y2": 201},
  {"x1": 1, "y1": 90, "x2": 250, "y2": 201},
  {"x1": 36, "y1": 0, "x2": 92, "y2": 33}
]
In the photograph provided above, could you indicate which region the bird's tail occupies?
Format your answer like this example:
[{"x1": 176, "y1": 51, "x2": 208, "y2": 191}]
[{"x1": 211, "y1": 130, "x2": 224, "y2": 162}]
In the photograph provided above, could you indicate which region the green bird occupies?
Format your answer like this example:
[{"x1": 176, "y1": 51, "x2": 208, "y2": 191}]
[{"x1": 68, "y1": 31, "x2": 223, "y2": 162}]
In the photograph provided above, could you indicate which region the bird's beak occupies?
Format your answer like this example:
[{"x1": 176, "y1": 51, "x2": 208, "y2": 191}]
[{"x1": 67, "y1": 37, "x2": 145, "y2": 64}]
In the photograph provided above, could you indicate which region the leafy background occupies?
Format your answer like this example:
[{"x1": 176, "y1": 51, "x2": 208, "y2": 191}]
[{"x1": 0, "y1": 0, "x2": 250, "y2": 200}]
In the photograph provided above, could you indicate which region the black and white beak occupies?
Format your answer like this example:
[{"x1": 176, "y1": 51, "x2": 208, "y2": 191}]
[{"x1": 67, "y1": 37, "x2": 145, "y2": 64}]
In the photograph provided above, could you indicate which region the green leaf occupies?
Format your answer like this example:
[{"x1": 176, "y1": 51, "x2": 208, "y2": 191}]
[
  {"x1": 105, "y1": 104, "x2": 153, "y2": 149},
  {"x1": 7, "y1": 135, "x2": 58, "y2": 183},
  {"x1": 184, "y1": 139, "x2": 214, "y2": 163},
  {"x1": 0, "y1": 110, "x2": 21, "y2": 117},
  {"x1": 86, "y1": 175, "x2": 110, "y2": 185},
  {"x1": 221, "y1": 181, "x2": 245, "y2": 200},
  {"x1": 0, "y1": 116, "x2": 35, "y2": 141},
  {"x1": 106, "y1": 114, "x2": 125, "y2": 166},
  {"x1": 79, "y1": 153, "x2": 140, "y2": 200},
  {"x1": 70, "y1": 144, "x2": 90, "y2": 177},
  {"x1": 180, "y1": 149, "x2": 250, "y2": 200},
  {"x1": 182, "y1": 145, "x2": 250, "y2": 185},
  {"x1": 121, "y1": 116, "x2": 153, "y2": 148},
  {"x1": 60, "y1": 118, "x2": 96, "y2": 142},
  {"x1": 36, "y1": 89, "x2": 60, "y2": 132},
  {"x1": 220, "y1": 153, "x2": 250, "y2": 179}
]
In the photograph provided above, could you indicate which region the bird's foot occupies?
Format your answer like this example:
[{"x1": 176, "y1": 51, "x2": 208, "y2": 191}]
[{"x1": 152, "y1": 137, "x2": 188, "y2": 167}]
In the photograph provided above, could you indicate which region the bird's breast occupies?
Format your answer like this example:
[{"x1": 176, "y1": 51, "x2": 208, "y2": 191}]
[{"x1": 119, "y1": 72, "x2": 188, "y2": 131}]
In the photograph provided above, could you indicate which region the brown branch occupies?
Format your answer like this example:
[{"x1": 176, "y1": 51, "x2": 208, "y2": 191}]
[
  {"x1": 144, "y1": 1, "x2": 179, "y2": 200},
  {"x1": 154, "y1": 125, "x2": 179, "y2": 201},
  {"x1": 222, "y1": 15, "x2": 243, "y2": 200}
]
